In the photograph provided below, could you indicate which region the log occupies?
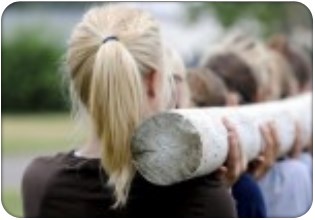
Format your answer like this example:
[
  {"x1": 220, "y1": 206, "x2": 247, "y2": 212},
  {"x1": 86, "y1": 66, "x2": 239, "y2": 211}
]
[{"x1": 131, "y1": 92, "x2": 312, "y2": 186}]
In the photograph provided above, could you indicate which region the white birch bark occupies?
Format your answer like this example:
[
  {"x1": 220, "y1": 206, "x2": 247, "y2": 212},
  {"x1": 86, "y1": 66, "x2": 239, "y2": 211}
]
[{"x1": 131, "y1": 92, "x2": 312, "y2": 185}]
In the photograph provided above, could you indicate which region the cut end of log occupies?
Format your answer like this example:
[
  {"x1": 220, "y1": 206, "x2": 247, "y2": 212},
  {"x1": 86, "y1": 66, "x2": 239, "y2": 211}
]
[{"x1": 131, "y1": 112, "x2": 202, "y2": 185}]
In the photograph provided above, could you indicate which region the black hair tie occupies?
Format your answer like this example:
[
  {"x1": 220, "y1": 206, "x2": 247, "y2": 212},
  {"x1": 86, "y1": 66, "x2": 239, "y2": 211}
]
[{"x1": 102, "y1": 36, "x2": 119, "y2": 44}]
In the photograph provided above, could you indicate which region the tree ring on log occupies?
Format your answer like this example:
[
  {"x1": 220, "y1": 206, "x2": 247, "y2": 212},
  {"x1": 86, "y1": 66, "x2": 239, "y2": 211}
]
[{"x1": 131, "y1": 112, "x2": 202, "y2": 185}]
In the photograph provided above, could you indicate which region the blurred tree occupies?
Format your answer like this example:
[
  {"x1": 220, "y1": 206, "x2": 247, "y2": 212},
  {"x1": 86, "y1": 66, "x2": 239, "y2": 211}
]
[
  {"x1": 2, "y1": 27, "x2": 69, "y2": 112},
  {"x1": 186, "y1": 2, "x2": 311, "y2": 36}
]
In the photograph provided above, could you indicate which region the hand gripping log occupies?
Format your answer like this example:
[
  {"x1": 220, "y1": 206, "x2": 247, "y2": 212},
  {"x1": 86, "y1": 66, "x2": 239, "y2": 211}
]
[{"x1": 131, "y1": 92, "x2": 312, "y2": 185}]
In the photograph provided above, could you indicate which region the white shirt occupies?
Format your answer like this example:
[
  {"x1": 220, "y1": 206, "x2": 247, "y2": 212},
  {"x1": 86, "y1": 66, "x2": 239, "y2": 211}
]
[
  {"x1": 299, "y1": 152, "x2": 312, "y2": 177},
  {"x1": 258, "y1": 159, "x2": 312, "y2": 218}
]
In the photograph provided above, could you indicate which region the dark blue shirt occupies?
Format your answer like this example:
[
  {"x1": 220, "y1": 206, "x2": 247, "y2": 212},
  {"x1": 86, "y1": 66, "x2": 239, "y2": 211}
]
[{"x1": 232, "y1": 173, "x2": 267, "y2": 218}]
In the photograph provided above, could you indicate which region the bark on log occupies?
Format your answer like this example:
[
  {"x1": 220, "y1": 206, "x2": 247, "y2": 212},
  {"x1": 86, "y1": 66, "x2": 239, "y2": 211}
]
[{"x1": 131, "y1": 92, "x2": 312, "y2": 186}]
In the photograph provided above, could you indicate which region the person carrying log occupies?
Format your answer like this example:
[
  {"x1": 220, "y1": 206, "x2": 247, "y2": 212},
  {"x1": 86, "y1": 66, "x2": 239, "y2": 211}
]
[{"x1": 21, "y1": 4, "x2": 244, "y2": 218}]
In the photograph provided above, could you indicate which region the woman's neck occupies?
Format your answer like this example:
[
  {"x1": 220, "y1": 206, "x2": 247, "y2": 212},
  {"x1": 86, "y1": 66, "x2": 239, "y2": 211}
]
[{"x1": 76, "y1": 134, "x2": 102, "y2": 159}]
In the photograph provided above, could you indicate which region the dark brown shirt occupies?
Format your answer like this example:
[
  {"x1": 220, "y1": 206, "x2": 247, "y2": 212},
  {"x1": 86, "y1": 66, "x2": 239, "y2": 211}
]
[{"x1": 22, "y1": 150, "x2": 237, "y2": 217}]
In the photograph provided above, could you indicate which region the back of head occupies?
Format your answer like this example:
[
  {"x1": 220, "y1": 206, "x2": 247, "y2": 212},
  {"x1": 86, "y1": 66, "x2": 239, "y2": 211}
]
[
  {"x1": 165, "y1": 46, "x2": 191, "y2": 108},
  {"x1": 268, "y1": 34, "x2": 312, "y2": 92},
  {"x1": 265, "y1": 48, "x2": 298, "y2": 98},
  {"x1": 166, "y1": 46, "x2": 186, "y2": 79},
  {"x1": 66, "y1": 4, "x2": 167, "y2": 207},
  {"x1": 204, "y1": 52, "x2": 258, "y2": 104},
  {"x1": 187, "y1": 68, "x2": 228, "y2": 107},
  {"x1": 202, "y1": 32, "x2": 276, "y2": 103},
  {"x1": 227, "y1": 35, "x2": 276, "y2": 101}
]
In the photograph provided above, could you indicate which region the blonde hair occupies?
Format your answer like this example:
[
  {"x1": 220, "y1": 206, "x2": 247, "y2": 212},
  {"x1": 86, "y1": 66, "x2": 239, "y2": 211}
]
[
  {"x1": 166, "y1": 47, "x2": 191, "y2": 108},
  {"x1": 66, "y1": 4, "x2": 169, "y2": 207},
  {"x1": 264, "y1": 48, "x2": 298, "y2": 99}
]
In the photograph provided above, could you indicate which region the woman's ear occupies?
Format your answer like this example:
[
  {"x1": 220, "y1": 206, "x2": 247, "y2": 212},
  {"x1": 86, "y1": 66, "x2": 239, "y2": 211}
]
[{"x1": 143, "y1": 69, "x2": 158, "y2": 98}]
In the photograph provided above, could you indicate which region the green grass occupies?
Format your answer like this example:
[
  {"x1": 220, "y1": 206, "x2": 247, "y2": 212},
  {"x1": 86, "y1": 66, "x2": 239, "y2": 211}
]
[
  {"x1": 2, "y1": 188, "x2": 23, "y2": 217},
  {"x1": 2, "y1": 113, "x2": 86, "y2": 156},
  {"x1": 2, "y1": 113, "x2": 88, "y2": 217}
]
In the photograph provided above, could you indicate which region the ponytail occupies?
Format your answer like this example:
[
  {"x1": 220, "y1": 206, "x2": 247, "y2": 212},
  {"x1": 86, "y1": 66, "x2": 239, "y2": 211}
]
[
  {"x1": 89, "y1": 40, "x2": 143, "y2": 207},
  {"x1": 67, "y1": 4, "x2": 165, "y2": 208}
]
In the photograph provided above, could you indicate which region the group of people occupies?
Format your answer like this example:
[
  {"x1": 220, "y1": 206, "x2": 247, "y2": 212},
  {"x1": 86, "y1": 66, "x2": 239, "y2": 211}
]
[
  {"x1": 169, "y1": 28, "x2": 312, "y2": 218},
  {"x1": 21, "y1": 4, "x2": 312, "y2": 217}
]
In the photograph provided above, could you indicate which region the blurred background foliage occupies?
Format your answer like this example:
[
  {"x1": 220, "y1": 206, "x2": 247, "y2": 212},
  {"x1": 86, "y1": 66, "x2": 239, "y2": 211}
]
[
  {"x1": 186, "y1": 2, "x2": 312, "y2": 36},
  {"x1": 2, "y1": 27, "x2": 68, "y2": 112}
]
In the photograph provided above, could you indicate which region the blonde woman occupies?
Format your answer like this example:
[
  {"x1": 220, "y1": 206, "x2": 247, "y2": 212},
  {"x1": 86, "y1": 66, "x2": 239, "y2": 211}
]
[
  {"x1": 165, "y1": 46, "x2": 191, "y2": 108},
  {"x1": 22, "y1": 4, "x2": 242, "y2": 217}
]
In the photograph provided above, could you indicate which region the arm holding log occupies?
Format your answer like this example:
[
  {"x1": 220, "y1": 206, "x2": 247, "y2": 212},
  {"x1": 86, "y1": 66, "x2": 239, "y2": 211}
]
[{"x1": 131, "y1": 92, "x2": 312, "y2": 185}]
